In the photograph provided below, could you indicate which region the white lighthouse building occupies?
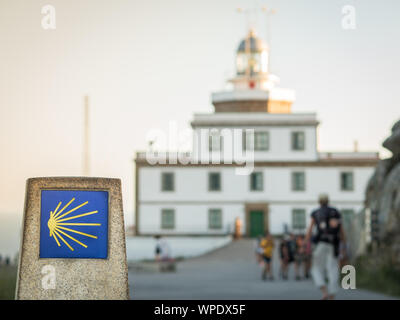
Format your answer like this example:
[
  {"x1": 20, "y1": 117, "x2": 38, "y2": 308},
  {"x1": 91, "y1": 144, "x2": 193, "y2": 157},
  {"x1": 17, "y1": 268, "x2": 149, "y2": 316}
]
[{"x1": 134, "y1": 29, "x2": 378, "y2": 237}]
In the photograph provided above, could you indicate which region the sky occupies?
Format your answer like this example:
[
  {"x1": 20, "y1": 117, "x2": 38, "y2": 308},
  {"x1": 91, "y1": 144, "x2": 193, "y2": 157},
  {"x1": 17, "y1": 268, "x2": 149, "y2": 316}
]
[{"x1": 0, "y1": 0, "x2": 399, "y2": 255}]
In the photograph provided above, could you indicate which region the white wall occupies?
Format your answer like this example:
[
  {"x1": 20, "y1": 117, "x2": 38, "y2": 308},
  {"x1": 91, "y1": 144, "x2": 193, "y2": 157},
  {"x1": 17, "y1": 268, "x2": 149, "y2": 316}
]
[
  {"x1": 138, "y1": 166, "x2": 374, "y2": 235},
  {"x1": 192, "y1": 125, "x2": 318, "y2": 162},
  {"x1": 268, "y1": 203, "x2": 364, "y2": 234},
  {"x1": 139, "y1": 167, "x2": 373, "y2": 202},
  {"x1": 138, "y1": 202, "x2": 364, "y2": 235},
  {"x1": 139, "y1": 203, "x2": 244, "y2": 235}
]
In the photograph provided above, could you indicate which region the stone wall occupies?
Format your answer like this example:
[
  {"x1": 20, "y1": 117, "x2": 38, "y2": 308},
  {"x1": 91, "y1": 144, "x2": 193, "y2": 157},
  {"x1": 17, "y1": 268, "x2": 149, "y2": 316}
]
[{"x1": 359, "y1": 120, "x2": 400, "y2": 266}]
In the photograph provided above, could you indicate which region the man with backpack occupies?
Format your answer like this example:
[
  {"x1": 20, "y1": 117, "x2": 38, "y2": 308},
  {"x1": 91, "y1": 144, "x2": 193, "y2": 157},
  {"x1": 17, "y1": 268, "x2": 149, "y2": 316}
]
[{"x1": 305, "y1": 194, "x2": 346, "y2": 300}]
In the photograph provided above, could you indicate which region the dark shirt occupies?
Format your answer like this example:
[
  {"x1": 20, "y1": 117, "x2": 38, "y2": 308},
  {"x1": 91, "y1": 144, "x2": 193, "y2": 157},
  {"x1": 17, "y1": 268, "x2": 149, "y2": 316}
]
[
  {"x1": 311, "y1": 205, "x2": 342, "y2": 246},
  {"x1": 279, "y1": 241, "x2": 288, "y2": 259},
  {"x1": 287, "y1": 240, "x2": 296, "y2": 259}
]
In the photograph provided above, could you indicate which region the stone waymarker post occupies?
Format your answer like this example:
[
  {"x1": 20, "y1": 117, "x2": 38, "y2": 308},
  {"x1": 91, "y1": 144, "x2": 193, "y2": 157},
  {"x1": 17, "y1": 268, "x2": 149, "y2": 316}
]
[{"x1": 15, "y1": 177, "x2": 129, "y2": 300}]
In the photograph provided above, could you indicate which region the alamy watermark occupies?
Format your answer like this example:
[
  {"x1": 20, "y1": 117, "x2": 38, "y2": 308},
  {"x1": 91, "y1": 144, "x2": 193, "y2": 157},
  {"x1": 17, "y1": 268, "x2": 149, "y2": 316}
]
[
  {"x1": 341, "y1": 265, "x2": 356, "y2": 290},
  {"x1": 41, "y1": 5, "x2": 56, "y2": 30},
  {"x1": 144, "y1": 121, "x2": 255, "y2": 175},
  {"x1": 342, "y1": 5, "x2": 356, "y2": 30}
]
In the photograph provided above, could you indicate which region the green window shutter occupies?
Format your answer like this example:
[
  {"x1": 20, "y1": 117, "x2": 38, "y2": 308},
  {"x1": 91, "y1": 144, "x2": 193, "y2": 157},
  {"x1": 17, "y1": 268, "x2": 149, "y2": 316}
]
[
  {"x1": 161, "y1": 173, "x2": 174, "y2": 191},
  {"x1": 209, "y1": 131, "x2": 222, "y2": 152},
  {"x1": 250, "y1": 172, "x2": 263, "y2": 191},
  {"x1": 209, "y1": 172, "x2": 221, "y2": 191},
  {"x1": 209, "y1": 209, "x2": 222, "y2": 229},
  {"x1": 292, "y1": 172, "x2": 305, "y2": 191},
  {"x1": 292, "y1": 132, "x2": 305, "y2": 150},
  {"x1": 341, "y1": 172, "x2": 354, "y2": 191},
  {"x1": 254, "y1": 132, "x2": 269, "y2": 151},
  {"x1": 161, "y1": 209, "x2": 175, "y2": 229},
  {"x1": 292, "y1": 209, "x2": 306, "y2": 230}
]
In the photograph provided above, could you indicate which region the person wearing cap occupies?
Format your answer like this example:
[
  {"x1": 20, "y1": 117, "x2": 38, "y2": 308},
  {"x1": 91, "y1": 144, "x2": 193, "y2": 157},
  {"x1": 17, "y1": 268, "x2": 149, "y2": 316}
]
[{"x1": 305, "y1": 194, "x2": 346, "y2": 300}]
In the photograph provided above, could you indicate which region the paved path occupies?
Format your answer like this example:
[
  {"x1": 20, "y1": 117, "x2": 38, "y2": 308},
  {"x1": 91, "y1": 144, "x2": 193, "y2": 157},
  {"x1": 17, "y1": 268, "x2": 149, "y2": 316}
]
[{"x1": 129, "y1": 239, "x2": 395, "y2": 300}]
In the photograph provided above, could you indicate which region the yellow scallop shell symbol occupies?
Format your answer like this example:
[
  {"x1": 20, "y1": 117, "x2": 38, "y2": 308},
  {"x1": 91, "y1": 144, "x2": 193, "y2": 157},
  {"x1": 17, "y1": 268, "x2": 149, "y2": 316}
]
[{"x1": 47, "y1": 198, "x2": 101, "y2": 251}]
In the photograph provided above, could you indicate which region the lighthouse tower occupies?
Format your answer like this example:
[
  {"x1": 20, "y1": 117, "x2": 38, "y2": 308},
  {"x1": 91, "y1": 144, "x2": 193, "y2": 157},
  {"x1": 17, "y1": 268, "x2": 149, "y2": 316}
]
[{"x1": 212, "y1": 28, "x2": 295, "y2": 114}]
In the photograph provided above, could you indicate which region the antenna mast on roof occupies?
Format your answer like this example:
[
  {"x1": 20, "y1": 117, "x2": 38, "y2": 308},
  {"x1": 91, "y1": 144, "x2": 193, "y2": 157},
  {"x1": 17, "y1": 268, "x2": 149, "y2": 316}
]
[{"x1": 262, "y1": 6, "x2": 276, "y2": 72}]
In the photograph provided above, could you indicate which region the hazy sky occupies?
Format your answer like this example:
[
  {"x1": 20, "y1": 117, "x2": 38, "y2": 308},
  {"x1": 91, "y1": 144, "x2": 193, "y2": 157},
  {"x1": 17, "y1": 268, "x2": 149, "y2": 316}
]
[{"x1": 0, "y1": 0, "x2": 399, "y2": 232}]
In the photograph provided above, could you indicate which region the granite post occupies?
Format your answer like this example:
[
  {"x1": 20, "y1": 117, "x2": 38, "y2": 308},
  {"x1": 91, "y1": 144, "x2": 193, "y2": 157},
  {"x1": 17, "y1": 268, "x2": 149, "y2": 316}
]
[{"x1": 15, "y1": 177, "x2": 129, "y2": 300}]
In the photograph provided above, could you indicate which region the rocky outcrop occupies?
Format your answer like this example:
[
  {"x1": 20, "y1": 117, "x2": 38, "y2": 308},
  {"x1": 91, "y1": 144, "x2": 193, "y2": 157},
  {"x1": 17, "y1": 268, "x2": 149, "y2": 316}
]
[
  {"x1": 383, "y1": 120, "x2": 400, "y2": 157},
  {"x1": 363, "y1": 120, "x2": 400, "y2": 265}
]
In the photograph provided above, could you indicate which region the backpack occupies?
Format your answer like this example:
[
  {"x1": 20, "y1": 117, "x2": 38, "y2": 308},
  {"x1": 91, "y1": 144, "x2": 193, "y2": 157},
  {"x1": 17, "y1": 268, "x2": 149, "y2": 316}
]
[{"x1": 312, "y1": 206, "x2": 342, "y2": 256}]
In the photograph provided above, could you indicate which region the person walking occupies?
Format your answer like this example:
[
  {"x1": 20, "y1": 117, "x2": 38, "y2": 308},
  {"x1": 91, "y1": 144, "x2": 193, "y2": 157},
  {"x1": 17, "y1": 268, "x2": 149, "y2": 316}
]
[
  {"x1": 304, "y1": 236, "x2": 312, "y2": 279},
  {"x1": 305, "y1": 194, "x2": 346, "y2": 300},
  {"x1": 154, "y1": 235, "x2": 162, "y2": 262},
  {"x1": 279, "y1": 235, "x2": 290, "y2": 280},
  {"x1": 286, "y1": 233, "x2": 296, "y2": 278},
  {"x1": 260, "y1": 232, "x2": 275, "y2": 281},
  {"x1": 294, "y1": 234, "x2": 306, "y2": 280}
]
